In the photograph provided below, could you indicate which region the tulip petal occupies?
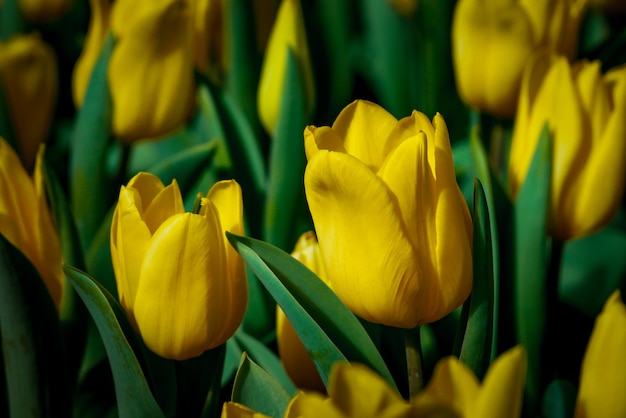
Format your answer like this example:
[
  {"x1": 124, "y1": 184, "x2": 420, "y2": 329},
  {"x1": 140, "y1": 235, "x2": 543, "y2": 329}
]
[
  {"x1": 575, "y1": 291, "x2": 626, "y2": 418},
  {"x1": 304, "y1": 125, "x2": 346, "y2": 161},
  {"x1": 574, "y1": 61, "x2": 611, "y2": 147},
  {"x1": 284, "y1": 392, "x2": 345, "y2": 418},
  {"x1": 474, "y1": 346, "x2": 526, "y2": 418},
  {"x1": 126, "y1": 172, "x2": 165, "y2": 213},
  {"x1": 331, "y1": 101, "x2": 398, "y2": 171},
  {"x1": 304, "y1": 150, "x2": 421, "y2": 328},
  {"x1": 206, "y1": 180, "x2": 247, "y2": 343},
  {"x1": 222, "y1": 401, "x2": 272, "y2": 418},
  {"x1": 142, "y1": 179, "x2": 185, "y2": 234},
  {"x1": 419, "y1": 356, "x2": 480, "y2": 416},
  {"x1": 134, "y1": 212, "x2": 228, "y2": 360},
  {"x1": 111, "y1": 186, "x2": 152, "y2": 324},
  {"x1": 382, "y1": 110, "x2": 435, "y2": 158}
]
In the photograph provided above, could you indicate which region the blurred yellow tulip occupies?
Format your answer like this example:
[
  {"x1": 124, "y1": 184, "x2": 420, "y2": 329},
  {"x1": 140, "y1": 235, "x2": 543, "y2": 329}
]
[
  {"x1": 221, "y1": 402, "x2": 271, "y2": 418},
  {"x1": 574, "y1": 291, "x2": 626, "y2": 418},
  {"x1": 18, "y1": 0, "x2": 75, "y2": 21},
  {"x1": 257, "y1": 0, "x2": 315, "y2": 135},
  {"x1": 110, "y1": 172, "x2": 247, "y2": 360},
  {"x1": 508, "y1": 51, "x2": 626, "y2": 240},
  {"x1": 72, "y1": 0, "x2": 111, "y2": 108},
  {"x1": 0, "y1": 137, "x2": 64, "y2": 310},
  {"x1": 304, "y1": 100, "x2": 473, "y2": 328},
  {"x1": 452, "y1": 0, "x2": 587, "y2": 118},
  {"x1": 0, "y1": 33, "x2": 57, "y2": 171},
  {"x1": 276, "y1": 231, "x2": 327, "y2": 392},
  {"x1": 191, "y1": 0, "x2": 224, "y2": 75},
  {"x1": 414, "y1": 346, "x2": 527, "y2": 418},
  {"x1": 108, "y1": 0, "x2": 195, "y2": 143}
]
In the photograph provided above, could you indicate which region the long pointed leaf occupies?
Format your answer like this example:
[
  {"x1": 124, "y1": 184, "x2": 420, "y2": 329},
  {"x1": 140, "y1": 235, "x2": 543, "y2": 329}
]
[
  {"x1": 227, "y1": 233, "x2": 396, "y2": 389},
  {"x1": 64, "y1": 265, "x2": 165, "y2": 418}
]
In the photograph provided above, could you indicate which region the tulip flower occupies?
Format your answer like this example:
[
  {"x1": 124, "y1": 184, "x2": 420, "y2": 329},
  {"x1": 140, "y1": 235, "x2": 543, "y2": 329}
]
[
  {"x1": 0, "y1": 33, "x2": 57, "y2": 172},
  {"x1": 414, "y1": 346, "x2": 527, "y2": 418},
  {"x1": 452, "y1": 0, "x2": 587, "y2": 118},
  {"x1": 304, "y1": 100, "x2": 473, "y2": 328},
  {"x1": 276, "y1": 231, "x2": 327, "y2": 392},
  {"x1": 0, "y1": 137, "x2": 64, "y2": 309},
  {"x1": 108, "y1": 0, "x2": 196, "y2": 143},
  {"x1": 221, "y1": 402, "x2": 270, "y2": 418},
  {"x1": 508, "y1": 51, "x2": 626, "y2": 240},
  {"x1": 72, "y1": 0, "x2": 111, "y2": 108},
  {"x1": 110, "y1": 172, "x2": 247, "y2": 360},
  {"x1": 257, "y1": 0, "x2": 315, "y2": 135},
  {"x1": 18, "y1": 0, "x2": 75, "y2": 21},
  {"x1": 574, "y1": 291, "x2": 626, "y2": 418}
]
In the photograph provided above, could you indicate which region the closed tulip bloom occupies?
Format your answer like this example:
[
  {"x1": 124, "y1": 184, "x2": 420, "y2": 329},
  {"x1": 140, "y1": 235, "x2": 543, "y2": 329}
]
[
  {"x1": 72, "y1": 0, "x2": 111, "y2": 107},
  {"x1": 304, "y1": 100, "x2": 473, "y2": 328},
  {"x1": 108, "y1": 0, "x2": 195, "y2": 143},
  {"x1": 257, "y1": 0, "x2": 315, "y2": 135},
  {"x1": 452, "y1": 0, "x2": 586, "y2": 118},
  {"x1": 0, "y1": 138, "x2": 64, "y2": 309},
  {"x1": 508, "y1": 51, "x2": 626, "y2": 240},
  {"x1": 414, "y1": 346, "x2": 527, "y2": 418},
  {"x1": 19, "y1": 0, "x2": 75, "y2": 21},
  {"x1": 276, "y1": 231, "x2": 328, "y2": 392},
  {"x1": 0, "y1": 33, "x2": 57, "y2": 172},
  {"x1": 574, "y1": 291, "x2": 626, "y2": 418},
  {"x1": 110, "y1": 172, "x2": 247, "y2": 360}
]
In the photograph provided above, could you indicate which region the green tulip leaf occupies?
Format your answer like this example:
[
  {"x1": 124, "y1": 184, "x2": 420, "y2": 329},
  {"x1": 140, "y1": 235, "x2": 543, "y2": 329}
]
[
  {"x1": 457, "y1": 179, "x2": 495, "y2": 380},
  {"x1": 264, "y1": 48, "x2": 309, "y2": 250},
  {"x1": 234, "y1": 330, "x2": 298, "y2": 396},
  {"x1": 223, "y1": 338, "x2": 244, "y2": 386},
  {"x1": 64, "y1": 265, "x2": 165, "y2": 418},
  {"x1": 541, "y1": 379, "x2": 577, "y2": 418},
  {"x1": 231, "y1": 353, "x2": 292, "y2": 418},
  {"x1": 0, "y1": 235, "x2": 71, "y2": 417},
  {"x1": 511, "y1": 124, "x2": 552, "y2": 409},
  {"x1": 226, "y1": 233, "x2": 396, "y2": 389},
  {"x1": 70, "y1": 33, "x2": 115, "y2": 253}
]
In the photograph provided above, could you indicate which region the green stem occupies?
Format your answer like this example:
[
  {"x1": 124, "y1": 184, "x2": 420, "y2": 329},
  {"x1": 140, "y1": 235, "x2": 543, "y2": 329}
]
[
  {"x1": 542, "y1": 239, "x2": 565, "y2": 387},
  {"x1": 404, "y1": 327, "x2": 423, "y2": 398},
  {"x1": 115, "y1": 142, "x2": 132, "y2": 187}
]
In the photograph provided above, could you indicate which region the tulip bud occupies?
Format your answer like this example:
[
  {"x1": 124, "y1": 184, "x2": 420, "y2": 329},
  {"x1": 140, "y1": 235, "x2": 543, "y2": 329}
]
[
  {"x1": 276, "y1": 231, "x2": 327, "y2": 392},
  {"x1": 72, "y1": 0, "x2": 111, "y2": 108},
  {"x1": 110, "y1": 172, "x2": 247, "y2": 360},
  {"x1": 0, "y1": 137, "x2": 64, "y2": 310},
  {"x1": 0, "y1": 33, "x2": 57, "y2": 172},
  {"x1": 508, "y1": 51, "x2": 626, "y2": 240},
  {"x1": 452, "y1": 0, "x2": 586, "y2": 118},
  {"x1": 304, "y1": 100, "x2": 473, "y2": 328},
  {"x1": 575, "y1": 291, "x2": 626, "y2": 418},
  {"x1": 108, "y1": 0, "x2": 196, "y2": 143},
  {"x1": 257, "y1": 0, "x2": 315, "y2": 135},
  {"x1": 18, "y1": 0, "x2": 75, "y2": 21}
]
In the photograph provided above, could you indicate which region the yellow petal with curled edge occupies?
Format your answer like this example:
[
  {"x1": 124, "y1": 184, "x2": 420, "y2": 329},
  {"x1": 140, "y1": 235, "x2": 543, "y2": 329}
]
[
  {"x1": 304, "y1": 150, "x2": 421, "y2": 328},
  {"x1": 221, "y1": 402, "x2": 271, "y2": 418},
  {"x1": 575, "y1": 291, "x2": 626, "y2": 418},
  {"x1": 331, "y1": 100, "x2": 398, "y2": 171},
  {"x1": 474, "y1": 346, "x2": 526, "y2": 418},
  {"x1": 205, "y1": 180, "x2": 247, "y2": 344},
  {"x1": 134, "y1": 212, "x2": 228, "y2": 360}
]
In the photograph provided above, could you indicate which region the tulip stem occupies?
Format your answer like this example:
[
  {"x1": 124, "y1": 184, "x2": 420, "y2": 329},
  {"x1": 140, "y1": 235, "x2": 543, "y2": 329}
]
[
  {"x1": 543, "y1": 239, "x2": 565, "y2": 387},
  {"x1": 404, "y1": 327, "x2": 423, "y2": 397}
]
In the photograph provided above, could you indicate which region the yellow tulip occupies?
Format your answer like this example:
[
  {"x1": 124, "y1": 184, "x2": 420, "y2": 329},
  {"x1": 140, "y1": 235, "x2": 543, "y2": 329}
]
[
  {"x1": 276, "y1": 231, "x2": 328, "y2": 392},
  {"x1": 72, "y1": 0, "x2": 111, "y2": 108},
  {"x1": 304, "y1": 100, "x2": 473, "y2": 328},
  {"x1": 110, "y1": 172, "x2": 247, "y2": 360},
  {"x1": 0, "y1": 33, "x2": 57, "y2": 172},
  {"x1": 221, "y1": 402, "x2": 271, "y2": 418},
  {"x1": 414, "y1": 346, "x2": 527, "y2": 418},
  {"x1": 508, "y1": 51, "x2": 626, "y2": 240},
  {"x1": 108, "y1": 0, "x2": 195, "y2": 143},
  {"x1": 0, "y1": 137, "x2": 64, "y2": 309},
  {"x1": 257, "y1": 0, "x2": 315, "y2": 135},
  {"x1": 452, "y1": 0, "x2": 587, "y2": 118},
  {"x1": 18, "y1": 0, "x2": 75, "y2": 21},
  {"x1": 574, "y1": 291, "x2": 626, "y2": 418}
]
